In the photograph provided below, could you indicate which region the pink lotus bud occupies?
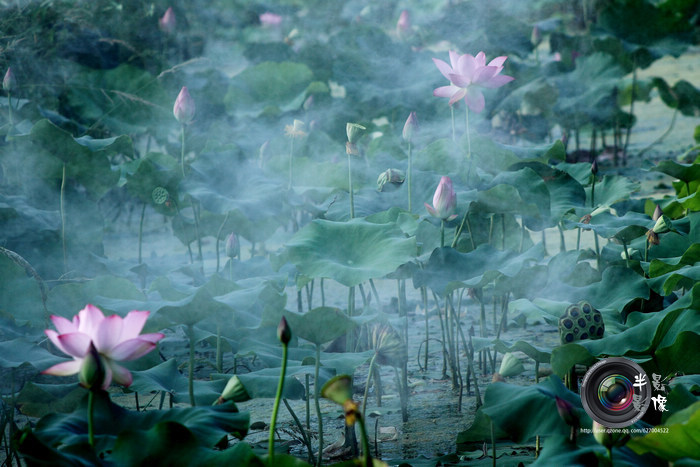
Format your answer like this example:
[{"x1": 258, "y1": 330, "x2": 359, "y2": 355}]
[
  {"x1": 531, "y1": 25, "x2": 542, "y2": 46},
  {"x1": 591, "y1": 159, "x2": 598, "y2": 175},
  {"x1": 79, "y1": 342, "x2": 106, "y2": 390},
  {"x1": 425, "y1": 176, "x2": 457, "y2": 221},
  {"x1": 652, "y1": 204, "x2": 663, "y2": 221},
  {"x1": 555, "y1": 396, "x2": 578, "y2": 428},
  {"x1": 225, "y1": 233, "x2": 239, "y2": 258},
  {"x1": 260, "y1": 12, "x2": 282, "y2": 27},
  {"x1": 159, "y1": 7, "x2": 176, "y2": 35},
  {"x1": 396, "y1": 10, "x2": 411, "y2": 37},
  {"x1": 277, "y1": 316, "x2": 291, "y2": 345},
  {"x1": 173, "y1": 86, "x2": 195, "y2": 125},
  {"x1": 402, "y1": 111, "x2": 418, "y2": 142},
  {"x1": 3, "y1": 67, "x2": 16, "y2": 92}
]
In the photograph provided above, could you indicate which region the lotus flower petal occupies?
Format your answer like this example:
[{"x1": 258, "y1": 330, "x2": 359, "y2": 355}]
[
  {"x1": 109, "y1": 362, "x2": 133, "y2": 387},
  {"x1": 481, "y1": 74, "x2": 515, "y2": 88},
  {"x1": 110, "y1": 338, "x2": 158, "y2": 361},
  {"x1": 121, "y1": 310, "x2": 149, "y2": 340},
  {"x1": 448, "y1": 87, "x2": 468, "y2": 106},
  {"x1": 43, "y1": 359, "x2": 82, "y2": 376},
  {"x1": 466, "y1": 87, "x2": 485, "y2": 113},
  {"x1": 488, "y1": 56, "x2": 507, "y2": 69},
  {"x1": 57, "y1": 332, "x2": 91, "y2": 358},
  {"x1": 433, "y1": 85, "x2": 459, "y2": 98},
  {"x1": 95, "y1": 315, "x2": 123, "y2": 352},
  {"x1": 78, "y1": 304, "x2": 105, "y2": 337},
  {"x1": 50, "y1": 315, "x2": 77, "y2": 334},
  {"x1": 432, "y1": 58, "x2": 454, "y2": 80}
]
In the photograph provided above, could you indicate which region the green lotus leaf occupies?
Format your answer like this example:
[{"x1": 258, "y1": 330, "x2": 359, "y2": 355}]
[
  {"x1": 16, "y1": 383, "x2": 86, "y2": 418},
  {"x1": 26, "y1": 119, "x2": 121, "y2": 200},
  {"x1": 280, "y1": 218, "x2": 416, "y2": 287},
  {"x1": 413, "y1": 244, "x2": 544, "y2": 296},
  {"x1": 648, "y1": 264, "x2": 700, "y2": 295},
  {"x1": 129, "y1": 359, "x2": 229, "y2": 406},
  {"x1": 224, "y1": 61, "x2": 314, "y2": 117},
  {"x1": 627, "y1": 401, "x2": 700, "y2": 461},
  {"x1": 211, "y1": 369, "x2": 305, "y2": 400},
  {"x1": 0, "y1": 338, "x2": 67, "y2": 371},
  {"x1": 458, "y1": 376, "x2": 588, "y2": 445},
  {"x1": 284, "y1": 307, "x2": 356, "y2": 346},
  {"x1": 27, "y1": 389, "x2": 249, "y2": 451},
  {"x1": 653, "y1": 159, "x2": 700, "y2": 184},
  {"x1": 494, "y1": 339, "x2": 551, "y2": 364},
  {"x1": 574, "y1": 211, "x2": 651, "y2": 240},
  {"x1": 0, "y1": 253, "x2": 47, "y2": 325},
  {"x1": 648, "y1": 243, "x2": 700, "y2": 277}
]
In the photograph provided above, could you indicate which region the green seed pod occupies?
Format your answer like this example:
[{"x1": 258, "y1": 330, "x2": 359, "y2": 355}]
[
  {"x1": 559, "y1": 301, "x2": 604, "y2": 344},
  {"x1": 321, "y1": 374, "x2": 353, "y2": 405}
]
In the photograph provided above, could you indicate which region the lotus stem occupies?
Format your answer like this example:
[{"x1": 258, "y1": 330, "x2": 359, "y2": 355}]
[
  {"x1": 594, "y1": 232, "x2": 601, "y2": 270},
  {"x1": 192, "y1": 202, "x2": 203, "y2": 268},
  {"x1": 314, "y1": 344, "x2": 324, "y2": 467},
  {"x1": 288, "y1": 137, "x2": 295, "y2": 190},
  {"x1": 321, "y1": 278, "x2": 325, "y2": 306},
  {"x1": 180, "y1": 124, "x2": 186, "y2": 177},
  {"x1": 187, "y1": 324, "x2": 196, "y2": 406},
  {"x1": 621, "y1": 66, "x2": 637, "y2": 165},
  {"x1": 347, "y1": 151, "x2": 355, "y2": 219},
  {"x1": 283, "y1": 398, "x2": 314, "y2": 464},
  {"x1": 138, "y1": 203, "x2": 146, "y2": 265},
  {"x1": 305, "y1": 374, "x2": 311, "y2": 431},
  {"x1": 369, "y1": 279, "x2": 381, "y2": 308},
  {"x1": 440, "y1": 220, "x2": 445, "y2": 248},
  {"x1": 214, "y1": 212, "x2": 229, "y2": 273},
  {"x1": 422, "y1": 286, "x2": 429, "y2": 371},
  {"x1": 362, "y1": 352, "x2": 378, "y2": 419},
  {"x1": 623, "y1": 241, "x2": 631, "y2": 268},
  {"x1": 268, "y1": 340, "x2": 288, "y2": 462},
  {"x1": 491, "y1": 420, "x2": 496, "y2": 467},
  {"x1": 558, "y1": 223, "x2": 566, "y2": 252},
  {"x1": 466, "y1": 106, "x2": 473, "y2": 183},
  {"x1": 60, "y1": 164, "x2": 67, "y2": 274},
  {"x1": 407, "y1": 141, "x2": 412, "y2": 212},
  {"x1": 356, "y1": 414, "x2": 372, "y2": 467},
  {"x1": 450, "y1": 105, "x2": 456, "y2": 142},
  {"x1": 216, "y1": 324, "x2": 222, "y2": 373},
  {"x1": 576, "y1": 227, "x2": 581, "y2": 251},
  {"x1": 87, "y1": 390, "x2": 95, "y2": 447}
]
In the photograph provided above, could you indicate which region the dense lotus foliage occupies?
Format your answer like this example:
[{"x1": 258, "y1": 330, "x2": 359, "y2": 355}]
[{"x1": 1, "y1": 0, "x2": 700, "y2": 465}]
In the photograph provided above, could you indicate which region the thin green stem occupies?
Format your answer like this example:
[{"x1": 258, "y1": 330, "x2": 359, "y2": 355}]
[
  {"x1": 622, "y1": 66, "x2": 637, "y2": 164},
  {"x1": 187, "y1": 324, "x2": 196, "y2": 406},
  {"x1": 87, "y1": 390, "x2": 95, "y2": 447},
  {"x1": 450, "y1": 106, "x2": 456, "y2": 142},
  {"x1": 422, "y1": 286, "x2": 429, "y2": 371},
  {"x1": 466, "y1": 106, "x2": 472, "y2": 183},
  {"x1": 362, "y1": 352, "x2": 378, "y2": 419},
  {"x1": 215, "y1": 212, "x2": 230, "y2": 273},
  {"x1": 407, "y1": 141, "x2": 412, "y2": 212},
  {"x1": 440, "y1": 220, "x2": 445, "y2": 248},
  {"x1": 356, "y1": 416, "x2": 373, "y2": 467},
  {"x1": 216, "y1": 324, "x2": 222, "y2": 373},
  {"x1": 283, "y1": 398, "x2": 314, "y2": 464},
  {"x1": 288, "y1": 138, "x2": 295, "y2": 190},
  {"x1": 180, "y1": 125, "x2": 186, "y2": 178},
  {"x1": 348, "y1": 153, "x2": 355, "y2": 219},
  {"x1": 60, "y1": 164, "x2": 67, "y2": 274},
  {"x1": 269, "y1": 343, "x2": 288, "y2": 462},
  {"x1": 138, "y1": 203, "x2": 146, "y2": 265},
  {"x1": 314, "y1": 344, "x2": 324, "y2": 467}
]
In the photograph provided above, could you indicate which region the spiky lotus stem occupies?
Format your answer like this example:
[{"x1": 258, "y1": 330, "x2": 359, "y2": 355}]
[{"x1": 268, "y1": 340, "x2": 288, "y2": 462}]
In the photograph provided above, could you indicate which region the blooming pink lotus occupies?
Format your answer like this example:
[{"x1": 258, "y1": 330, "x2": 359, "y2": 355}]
[
  {"x1": 425, "y1": 176, "x2": 458, "y2": 220},
  {"x1": 173, "y1": 86, "x2": 195, "y2": 125},
  {"x1": 260, "y1": 12, "x2": 283, "y2": 27},
  {"x1": 433, "y1": 51, "x2": 514, "y2": 113},
  {"x1": 43, "y1": 304, "x2": 164, "y2": 389}
]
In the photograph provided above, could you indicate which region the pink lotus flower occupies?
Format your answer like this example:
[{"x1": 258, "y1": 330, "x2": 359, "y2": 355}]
[
  {"x1": 43, "y1": 304, "x2": 164, "y2": 389},
  {"x1": 173, "y1": 86, "x2": 195, "y2": 125},
  {"x1": 396, "y1": 10, "x2": 411, "y2": 37},
  {"x1": 433, "y1": 51, "x2": 514, "y2": 113},
  {"x1": 425, "y1": 176, "x2": 458, "y2": 220},
  {"x1": 260, "y1": 12, "x2": 283, "y2": 27},
  {"x1": 159, "y1": 7, "x2": 176, "y2": 34}
]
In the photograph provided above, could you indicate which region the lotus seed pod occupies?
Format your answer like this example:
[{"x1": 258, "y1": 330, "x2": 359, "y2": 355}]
[
  {"x1": 216, "y1": 375, "x2": 250, "y2": 404},
  {"x1": 152, "y1": 187, "x2": 169, "y2": 205},
  {"x1": 377, "y1": 168, "x2": 405, "y2": 192},
  {"x1": 346, "y1": 122, "x2": 366, "y2": 144},
  {"x1": 321, "y1": 374, "x2": 353, "y2": 405},
  {"x1": 559, "y1": 301, "x2": 604, "y2": 344}
]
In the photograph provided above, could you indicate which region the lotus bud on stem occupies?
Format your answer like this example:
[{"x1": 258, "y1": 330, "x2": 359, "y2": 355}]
[
  {"x1": 555, "y1": 396, "x2": 579, "y2": 443},
  {"x1": 269, "y1": 317, "x2": 291, "y2": 463},
  {"x1": 403, "y1": 112, "x2": 418, "y2": 211},
  {"x1": 345, "y1": 123, "x2": 366, "y2": 219}
]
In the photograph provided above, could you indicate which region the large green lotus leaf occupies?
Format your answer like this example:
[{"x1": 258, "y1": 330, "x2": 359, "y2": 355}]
[
  {"x1": 494, "y1": 339, "x2": 551, "y2": 364},
  {"x1": 123, "y1": 152, "x2": 180, "y2": 207},
  {"x1": 648, "y1": 244, "x2": 700, "y2": 277},
  {"x1": 574, "y1": 211, "x2": 651, "y2": 241},
  {"x1": 214, "y1": 282, "x2": 287, "y2": 329},
  {"x1": 511, "y1": 161, "x2": 586, "y2": 222},
  {"x1": 0, "y1": 194, "x2": 60, "y2": 239},
  {"x1": 587, "y1": 174, "x2": 640, "y2": 208},
  {"x1": 366, "y1": 208, "x2": 419, "y2": 237},
  {"x1": 27, "y1": 119, "x2": 121, "y2": 200},
  {"x1": 670, "y1": 375, "x2": 700, "y2": 394},
  {"x1": 413, "y1": 244, "x2": 544, "y2": 296},
  {"x1": 508, "y1": 298, "x2": 562, "y2": 325},
  {"x1": 652, "y1": 159, "x2": 700, "y2": 184},
  {"x1": 224, "y1": 61, "x2": 313, "y2": 117},
  {"x1": 627, "y1": 401, "x2": 700, "y2": 461},
  {"x1": 459, "y1": 376, "x2": 588, "y2": 445},
  {"x1": 284, "y1": 307, "x2": 356, "y2": 346},
  {"x1": 16, "y1": 382, "x2": 87, "y2": 418},
  {"x1": 110, "y1": 421, "x2": 257, "y2": 466},
  {"x1": 648, "y1": 264, "x2": 700, "y2": 295},
  {"x1": 482, "y1": 167, "x2": 549, "y2": 223},
  {"x1": 469, "y1": 134, "x2": 564, "y2": 175},
  {"x1": 32, "y1": 390, "x2": 248, "y2": 449},
  {"x1": 212, "y1": 369, "x2": 305, "y2": 400},
  {"x1": 551, "y1": 306, "x2": 700, "y2": 377},
  {"x1": 281, "y1": 218, "x2": 416, "y2": 287},
  {"x1": 0, "y1": 338, "x2": 66, "y2": 371},
  {"x1": 652, "y1": 78, "x2": 700, "y2": 117},
  {"x1": 0, "y1": 253, "x2": 47, "y2": 325}
]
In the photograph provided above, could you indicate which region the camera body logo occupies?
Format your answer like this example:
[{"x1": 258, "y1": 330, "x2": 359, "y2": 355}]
[{"x1": 580, "y1": 357, "x2": 667, "y2": 428}]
